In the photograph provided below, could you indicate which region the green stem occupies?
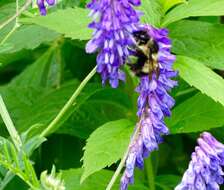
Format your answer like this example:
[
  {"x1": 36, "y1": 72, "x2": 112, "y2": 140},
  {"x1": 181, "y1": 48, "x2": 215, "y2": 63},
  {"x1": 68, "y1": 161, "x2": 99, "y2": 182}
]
[
  {"x1": 0, "y1": 25, "x2": 18, "y2": 45},
  {"x1": 0, "y1": 0, "x2": 32, "y2": 30},
  {"x1": 105, "y1": 146, "x2": 129, "y2": 190},
  {"x1": 0, "y1": 0, "x2": 22, "y2": 45},
  {"x1": 40, "y1": 66, "x2": 97, "y2": 137},
  {"x1": 0, "y1": 96, "x2": 22, "y2": 151},
  {"x1": 145, "y1": 156, "x2": 155, "y2": 190},
  {"x1": 16, "y1": 0, "x2": 19, "y2": 23},
  {"x1": 175, "y1": 88, "x2": 195, "y2": 97},
  {"x1": 105, "y1": 124, "x2": 141, "y2": 190}
]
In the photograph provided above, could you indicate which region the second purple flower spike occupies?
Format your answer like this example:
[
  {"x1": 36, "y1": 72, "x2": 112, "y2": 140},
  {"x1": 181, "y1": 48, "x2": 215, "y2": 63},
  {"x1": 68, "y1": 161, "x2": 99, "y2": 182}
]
[
  {"x1": 120, "y1": 24, "x2": 178, "y2": 190},
  {"x1": 175, "y1": 132, "x2": 224, "y2": 190},
  {"x1": 86, "y1": 0, "x2": 141, "y2": 88}
]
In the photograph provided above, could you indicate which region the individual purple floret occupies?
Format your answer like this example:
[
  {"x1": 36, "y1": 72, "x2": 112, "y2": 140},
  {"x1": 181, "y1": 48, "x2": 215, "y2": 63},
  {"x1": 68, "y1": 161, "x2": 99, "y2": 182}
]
[
  {"x1": 175, "y1": 132, "x2": 224, "y2": 190},
  {"x1": 37, "y1": 0, "x2": 55, "y2": 15},
  {"x1": 120, "y1": 24, "x2": 177, "y2": 190},
  {"x1": 86, "y1": 0, "x2": 141, "y2": 88}
]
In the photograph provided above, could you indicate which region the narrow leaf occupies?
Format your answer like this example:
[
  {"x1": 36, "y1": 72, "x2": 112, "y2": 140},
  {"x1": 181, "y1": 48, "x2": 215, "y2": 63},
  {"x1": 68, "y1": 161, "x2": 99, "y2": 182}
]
[
  {"x1": 162, "y1": 0, "x2": 224, "y2": 26},
  {"x1": 0, "y1": 25, "x2": 59, "y2": 54},
  {"x1": 174, "y1": 56, "x2": 224, "y2": 106}
]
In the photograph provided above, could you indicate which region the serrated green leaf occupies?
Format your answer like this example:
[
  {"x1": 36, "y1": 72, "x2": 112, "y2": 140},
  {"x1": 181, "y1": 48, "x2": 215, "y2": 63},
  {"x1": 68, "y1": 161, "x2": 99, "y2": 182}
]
[
  {"x1": 58, "y1": 88, "x2": 133, "y2": 139},
  {"x1": 81, "y1": 119, "x2": 134, "y2": 183},
  {"x1": 0, "y1": 25, "x2": 60, "y2": 54},
  {"x1": 162, "y1": 0, "x2": 224, "y2": 26},
  {"x1": 0, "y1": 47, "x2": 133, "y2": 139},
  {"x1": 20, "y1": 8, "x2": 92, "y2": 40},
  {"x1": 0, "y1": 46, "x2": 65, "y2": 134},
  {"x1": 0, "y1": 3, "x2": 15, "y2": 36},
  {"x1": 167, "y1": 93, "x2": 224, "y2": 134},
  {"x1": 1, "y1": 43, "x2": 63, "y2": 90},
  {"x1": 174, "y1": 56, "x2": 224, "y2": 106},
  {"x1": 2, "y1": 80, "x2": 128, "y2": 139},
  {"x1": 8, "y1": 48, "x2": 54, "y2": 87},
  {"x1": 0, "y1": 43, "x2": 13, "y2": 54},
  {"x1": 139, "y1": 0, "x2": 163, "y2": 27},
  {"x1": 62, "y1": 168, "x2": 148, "y2": 190},
  {"x1": 0, "y1": 50, "x2": 29, "y2": 70},
  {"x1": 0, "y1": 3, "x2": 14, "y2": 22},
  {"x1": 169, "y1": 20, "x2": 224, "y2": 69}
]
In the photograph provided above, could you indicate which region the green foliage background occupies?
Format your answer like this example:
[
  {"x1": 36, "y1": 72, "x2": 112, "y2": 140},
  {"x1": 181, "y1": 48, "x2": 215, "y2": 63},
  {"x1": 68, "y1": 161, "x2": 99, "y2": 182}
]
[{"x1": 0, "y1": 0, "x2": 224, "y2": 189}]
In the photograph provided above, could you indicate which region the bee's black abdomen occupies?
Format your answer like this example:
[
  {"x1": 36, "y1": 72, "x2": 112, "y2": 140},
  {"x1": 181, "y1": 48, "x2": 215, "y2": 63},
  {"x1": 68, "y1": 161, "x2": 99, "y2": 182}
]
[
  {"x1": 150, "y1": 42, "x2": 159, "y2": 53},
  {"x1": 128, "y1": 54, "x2": 148, "y2": 77}
]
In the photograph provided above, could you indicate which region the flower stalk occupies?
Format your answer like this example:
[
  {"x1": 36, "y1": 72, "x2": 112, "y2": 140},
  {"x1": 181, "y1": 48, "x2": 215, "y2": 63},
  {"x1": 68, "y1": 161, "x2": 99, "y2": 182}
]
[
  {"x1": 40, "y1": 66, "x2": 97, "y2": 138},
  {"x1": 145, "y1": 156, "x2": 155, "y2": 190},
  {"x1": 106, "y1": 123, "x2": 141, "y2": 190}
]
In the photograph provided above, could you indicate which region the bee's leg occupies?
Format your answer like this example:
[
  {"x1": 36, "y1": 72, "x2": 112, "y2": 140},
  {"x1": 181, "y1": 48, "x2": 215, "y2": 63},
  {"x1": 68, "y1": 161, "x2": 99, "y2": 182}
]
[
  {"x1": 148, "y1": 71, "x2": 153, "y2": 80},
  {"x1": 156, "y1": 66, "x2": 160, "y2": 79},
  {"x1": 148, "y1": 59, "x2": 153, "y2": 80}
]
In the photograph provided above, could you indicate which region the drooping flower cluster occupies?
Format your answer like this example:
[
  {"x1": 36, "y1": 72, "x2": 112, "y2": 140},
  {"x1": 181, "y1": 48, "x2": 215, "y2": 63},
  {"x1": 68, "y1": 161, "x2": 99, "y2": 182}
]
[
  {"x1": 175, "y1": 132, "x2": 224, "y2": 190},
  {"x1": 120, "y1": 25, "x2": 178, "y2": 190},
  {"x1": 37, "y1": 0, "x2": 55, "y2": 15},
  {"x1": 86, "y1": 0, "x2": 141, "y2": 88}
]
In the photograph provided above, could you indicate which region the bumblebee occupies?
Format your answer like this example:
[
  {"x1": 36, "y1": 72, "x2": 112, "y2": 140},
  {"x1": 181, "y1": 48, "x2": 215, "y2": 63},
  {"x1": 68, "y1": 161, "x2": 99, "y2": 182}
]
[{"x1": 128, "y1": 30, "x2": 160, "y2": 78}]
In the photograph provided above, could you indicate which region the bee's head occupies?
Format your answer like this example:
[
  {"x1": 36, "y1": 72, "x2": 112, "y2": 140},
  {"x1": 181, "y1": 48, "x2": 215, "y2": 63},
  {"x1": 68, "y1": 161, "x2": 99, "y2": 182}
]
[{"x1": 133, "y1": 30, "x2": 151, "y2": 45}]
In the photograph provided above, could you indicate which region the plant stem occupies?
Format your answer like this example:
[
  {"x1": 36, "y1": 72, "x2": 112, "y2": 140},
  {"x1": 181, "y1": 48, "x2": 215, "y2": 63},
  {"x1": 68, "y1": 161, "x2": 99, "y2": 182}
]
[
  {"x1": 105, "y1": 147, "x2": 129, "y2": 190},
  {"x1": 0, "y1": 96, "x2": 22, "y2": 151},
  {"x1": 40, "y1": 66, "x2": 97, "y2": 138},
  {"x1": 0, "y1": 0, "x2": 32, "y2": 30},
  {"x1": 105, "y1": 124, "x2": 141, "y2": 190},
  {"x1": 145, "y1": 156, "x2": 155, "y2": 190},
  {"x1": 175, "y1": 88, "x2": 195, "y2": 97},
  {"x1": 16, "y1": 0, "x2": 19, "y2": 23},
  {"x1": 0, "y1": 0, "x2": 24, "y2": 45},
  {"x1": 0, "y1": 25, "x2": 17, "y2": 45}
]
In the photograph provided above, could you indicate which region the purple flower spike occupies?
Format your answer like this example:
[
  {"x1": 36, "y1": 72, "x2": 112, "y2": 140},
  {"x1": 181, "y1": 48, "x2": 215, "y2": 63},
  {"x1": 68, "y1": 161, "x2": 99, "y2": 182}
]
[
  {"x1": 175, "y1": 132, "x2": 224, "y2": 190},
  {"x1": 120, "y1": 24, "x2": 177, "y2": 190},
  {"x1": 86, "y1": 0, "x2": 141, "y2": 88},
  {"x1": 37, "y1": 0, "x2": 56, "y2": 15}
]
